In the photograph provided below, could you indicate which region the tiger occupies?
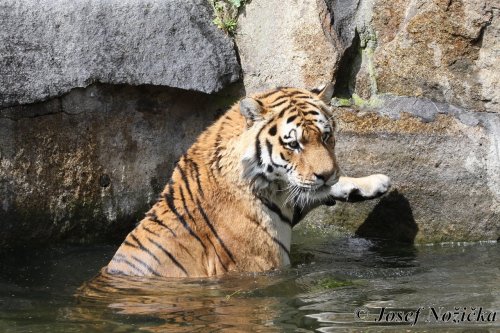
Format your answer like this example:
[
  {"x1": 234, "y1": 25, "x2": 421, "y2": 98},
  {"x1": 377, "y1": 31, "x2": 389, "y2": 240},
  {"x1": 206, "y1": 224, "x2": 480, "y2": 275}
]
[{"x1": 104, "y1": 83, "x2": 391, "y2": 278}]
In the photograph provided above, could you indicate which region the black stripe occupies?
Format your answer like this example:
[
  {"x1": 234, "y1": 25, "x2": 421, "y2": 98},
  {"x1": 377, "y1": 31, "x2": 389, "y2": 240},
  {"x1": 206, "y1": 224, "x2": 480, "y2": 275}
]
[
  {"x1": 271, "y1": 161, "x2": 288, "y2": 170},
  {"x1": 292, "y1": 206, "x2": 303, "y2": 227},
  {"x1": 106, "y1": 268, "x2": 128, "y2": 276},
  {"x1": 302, "y1": 100, "x2": 321, "y2": 108},
  {"x1": 265, "y1": 139, "x2": 287, "y2": 169},
  {"x1": 195, "y1": 199, "x2": 236, "y2": 263},
  {"x1": 185, "y1": 157, "x2": 204, "y2": 197},
  {"x1": 281, "y1": 103, "x2": 295, "y2": 112},
  {"x1": 164, "y1": 185, "x2": 206, "y2": 250},
  {"x1": 131, "y1": 255, "x2": 161, "y2": 277},
  {"x1": 271, "y1": 160, "x2": 288, "y2": 169},
  {"x1": 211, "y1": 132, "x2": 224, "y2": 173},
  {"x1": 303, "y1": 110, "x2": 320, "y2": 116},
  {"x1": 271, "y1": 236, "x2": 291, "y2": 258},
  {"x1": 288, "y1": 90, "x2": 310, "y2": 97},
  {"x1": 244, "y1": 214, "x2": 291, "y2": 260},
  {"x1": 265, "y1": 139, "x2": 273, "y2": 160},
  {"x1": 177, "y1": 163, "x2": 194, "y2": 201},
  {"x1": 278, "y1": 137, "x2": 287, "y2": 147},
  {"x1": 287, "y1": 115, "x2": 298, "y2": 123},
  {"x1": 279, "y1": 104, "x2": 294, "y2": 117},
  {"x1": 146, "y1": 211, "x2": 176, "y2": 237},
  {"x1": 269, "y1": 97, "x2": 289, "y2": 107},
  {"x1": 207, "y1": 237, "x2": 228, "y2": 272},
  {"x1": 257, "y1": 89, "x2": 282, "y2": 99},
  {"x1": 179, "y1": 186, "x2": 197, "y2": 223},
  {"x1": 268, "y1": 125, "x2": 277, "y2": 136},
  {"x1": 255, "y1": 117, "x2": 278, "y2": 167},
  {"x1": 260, "y1": 198, "x2": 292, "y2": 225},
  {"x1": 113, "y1": 254, "x2": 145, "y2": 275},
  {"x1": 123, "y1": 240, "x2": 138, "y2": 248},
  {"x1": 147, "y1": 237, "x2": 188, "y2": 276},
  {"x1": 283, "y1": 129, "x2": 296, "y2": 140},
  {"x1": 255, "y1": 125, "x2": 265, "y2": 166},
  {"x1": 130, "y1": 233, "x2": 161, "y2": 265},
  {"x1": 142, "y1": 224, "x2": 158, "y2": 236},
  {"x1": 245, "y1": 213, "x2": 263, "y2": 228},
  {"x1": 177, "y1": 242, "x2": 197, "y2": 260}
]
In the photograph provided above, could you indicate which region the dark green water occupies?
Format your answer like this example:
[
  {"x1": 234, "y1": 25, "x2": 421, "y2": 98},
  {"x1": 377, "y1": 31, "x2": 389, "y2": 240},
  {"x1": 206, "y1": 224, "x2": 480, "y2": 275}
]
[{"x1": 0, "y1": 225, "x2": 498, "y2": 332}]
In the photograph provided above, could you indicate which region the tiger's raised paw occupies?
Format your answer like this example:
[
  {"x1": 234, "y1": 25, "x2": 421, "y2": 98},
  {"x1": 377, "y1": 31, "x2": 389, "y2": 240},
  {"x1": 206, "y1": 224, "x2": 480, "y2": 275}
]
[{"x1": 330, "y1": 174, "x2": 391, "y2": 202}]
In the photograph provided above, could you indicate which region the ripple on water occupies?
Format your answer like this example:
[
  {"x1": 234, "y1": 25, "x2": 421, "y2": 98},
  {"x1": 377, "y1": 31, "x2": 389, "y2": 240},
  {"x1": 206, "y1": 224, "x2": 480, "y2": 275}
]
[{"x1": 0, "y1": 234, "x2": 498, "y2": 332}]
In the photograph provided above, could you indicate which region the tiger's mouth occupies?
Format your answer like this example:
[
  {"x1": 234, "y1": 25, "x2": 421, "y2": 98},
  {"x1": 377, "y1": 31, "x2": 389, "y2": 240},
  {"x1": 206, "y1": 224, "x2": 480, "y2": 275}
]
[
  {"x1": 284, "y1": 183, "x2": 333, "y2": 206},
  {"x1": 292, "y1": 183, "x2": 332, "y2": 195},
  {"x1": 295, "y1": 176, "x2": 339, "y2": 191}
]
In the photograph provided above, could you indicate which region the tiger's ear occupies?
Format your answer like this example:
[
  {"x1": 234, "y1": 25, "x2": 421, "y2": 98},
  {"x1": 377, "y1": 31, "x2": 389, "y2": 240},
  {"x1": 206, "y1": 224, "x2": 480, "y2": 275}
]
[
  {"x1": 240, "y1": 97, "x2": 263, "y2": 127},
  {"x1": 311, "y1": 82, "x2": 334, "y2": 104}
]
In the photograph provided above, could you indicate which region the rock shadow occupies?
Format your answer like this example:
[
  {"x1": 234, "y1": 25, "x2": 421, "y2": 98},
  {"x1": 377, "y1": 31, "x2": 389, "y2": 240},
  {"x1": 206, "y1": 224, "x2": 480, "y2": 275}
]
[{"x1": 355, "y1": 190, "x2": 418, "y2": 244}]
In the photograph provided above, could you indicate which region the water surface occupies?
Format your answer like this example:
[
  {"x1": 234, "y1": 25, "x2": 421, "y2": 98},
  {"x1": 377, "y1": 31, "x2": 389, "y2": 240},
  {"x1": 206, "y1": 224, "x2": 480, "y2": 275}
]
[{"x1": 0, "y1": 225, "x2": 498, "y2": 332}]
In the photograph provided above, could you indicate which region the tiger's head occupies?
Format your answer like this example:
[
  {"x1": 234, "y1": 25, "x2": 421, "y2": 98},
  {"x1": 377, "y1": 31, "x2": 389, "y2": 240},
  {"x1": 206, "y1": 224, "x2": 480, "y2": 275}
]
[{"x1": 239, "y1": 83, "x2": 339, "y2": 204}]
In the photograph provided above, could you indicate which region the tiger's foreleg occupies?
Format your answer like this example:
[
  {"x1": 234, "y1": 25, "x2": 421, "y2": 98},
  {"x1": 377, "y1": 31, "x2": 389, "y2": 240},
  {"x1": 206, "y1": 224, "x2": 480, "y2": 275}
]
[
  {"x1": 330, "y1": 174, "x2": 391, "y2": 202},
  {"x1": 292, "y1": 175, "x2": 391, "y2": 225}
]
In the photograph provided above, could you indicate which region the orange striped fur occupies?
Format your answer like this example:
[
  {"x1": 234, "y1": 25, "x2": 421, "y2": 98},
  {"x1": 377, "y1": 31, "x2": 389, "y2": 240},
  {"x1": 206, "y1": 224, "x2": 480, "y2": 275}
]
[{"x1": 105, "y1": 84, "x2": 389, "y2": 277}]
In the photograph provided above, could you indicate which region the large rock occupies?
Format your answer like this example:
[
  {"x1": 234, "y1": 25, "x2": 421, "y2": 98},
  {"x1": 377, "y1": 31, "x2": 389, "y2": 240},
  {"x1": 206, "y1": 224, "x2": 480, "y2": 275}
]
[
  {"x1": 0, "y1": 0, "x2": 240, "y2": 107},
  {"x1": 305, "y1": 99, "x2": 500, "y2": 243},
  {"x1": 0, "y1": 83, "x2": 242, "y2": 249},
  {"x1": 235, "y1": 0, "x2": 339, "y2": 93},
  {"x1": 233, "y1": 0, "x2": 499, "y2": 242},
  {"x1": 1, "y1": 0, "x2": 499, "y2": 249},
  {"x1": 327, "y1": 0, "x2": 499, "y2": 113}
]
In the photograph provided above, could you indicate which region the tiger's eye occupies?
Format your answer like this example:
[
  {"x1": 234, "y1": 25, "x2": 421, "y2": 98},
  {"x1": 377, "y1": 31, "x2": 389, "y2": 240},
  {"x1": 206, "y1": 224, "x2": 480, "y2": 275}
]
[{"x1": 288, "y1": 141, "x2": 299, "y2": 149}]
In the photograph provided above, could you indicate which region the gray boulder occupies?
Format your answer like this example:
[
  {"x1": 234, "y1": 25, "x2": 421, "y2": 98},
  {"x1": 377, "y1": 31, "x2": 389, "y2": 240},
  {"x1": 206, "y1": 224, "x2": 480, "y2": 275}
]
[
  {"x1": 305, "y1": 101, "x2": 500, "y2": 243},
  {"x1": 0, "y1": 83, "x2": 243, "y2": 249},
  {"x1": 0, "y1": 0, "x2": 240, "y2": 107},
  {"x1": 235, "y1": 0, "x2": 339, "y2": 93}
]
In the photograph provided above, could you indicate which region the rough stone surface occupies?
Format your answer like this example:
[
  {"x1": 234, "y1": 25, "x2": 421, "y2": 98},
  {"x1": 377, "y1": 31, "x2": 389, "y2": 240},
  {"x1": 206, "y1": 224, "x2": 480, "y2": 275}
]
[
  {"x1": 372, "y1": 0, "x2": 495, "y2": 112},
  {"x1": 305, "y1": 103, "x2": 500, "y2": 243},
  {"x1": 235, "y1": 0, "x2": 339, "y2": 93},
  {"x1": 1, "y1": 0, "x2": 499, "y2": 248},
  {"x1": 477, "y1": 6, "x2": 500, "y2": 113},
  {"x1": 327, "y1": 0, "x2": 499, "y2": 113},
  {"x1": 0, "y1": 0, "x2": 240, "y2": 107},
  {"x1": 0, "y1": 84, "x2": 242, "y2": 249}
]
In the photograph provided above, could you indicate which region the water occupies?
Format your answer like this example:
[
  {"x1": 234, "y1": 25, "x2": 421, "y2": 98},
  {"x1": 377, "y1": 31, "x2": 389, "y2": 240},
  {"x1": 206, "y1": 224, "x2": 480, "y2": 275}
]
[{"x1": 0, "y1": 225, "x2": 498, "y2": 332}]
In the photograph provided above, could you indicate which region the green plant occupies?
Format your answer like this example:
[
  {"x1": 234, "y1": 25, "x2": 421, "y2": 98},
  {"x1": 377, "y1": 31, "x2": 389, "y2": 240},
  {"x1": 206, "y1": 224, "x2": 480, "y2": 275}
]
[
  {"x1": 309, "y1": 277, "x2": 355, "y2": 291},
  {"x1": 210, "y1": 0, "x2": 246, "y2": 34}
]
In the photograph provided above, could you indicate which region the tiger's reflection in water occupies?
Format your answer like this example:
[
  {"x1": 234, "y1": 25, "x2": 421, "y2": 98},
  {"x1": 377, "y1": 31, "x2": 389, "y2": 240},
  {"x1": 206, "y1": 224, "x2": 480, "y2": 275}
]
[{"x1": 74, "y1": 269, "x2": 289, "y2": 332}]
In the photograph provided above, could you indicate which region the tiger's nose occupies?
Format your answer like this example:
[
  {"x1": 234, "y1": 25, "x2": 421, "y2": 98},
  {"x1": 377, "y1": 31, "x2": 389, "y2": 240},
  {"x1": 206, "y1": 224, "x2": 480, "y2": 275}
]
[{"x1": 314, "y1": 170, "x2": 335, "y2": 184}]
